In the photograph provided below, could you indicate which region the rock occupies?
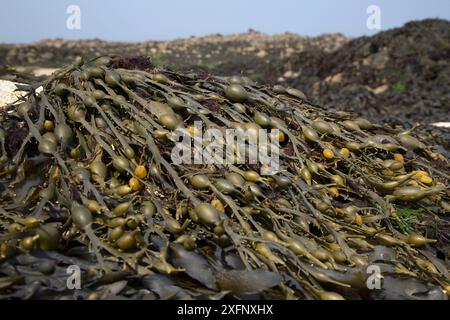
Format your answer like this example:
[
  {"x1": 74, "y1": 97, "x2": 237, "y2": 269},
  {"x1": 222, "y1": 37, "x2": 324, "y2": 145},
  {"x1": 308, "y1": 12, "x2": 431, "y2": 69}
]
[
  {"x1": 372, "y1": 84, "x2": 389, "y2": 95},
  {"x1": 325, "y1": 73, "x2": 343, "y2": 84},
  {"x1": 0, "y1": 80, "x2": 26, "y2": 107},
  {"x1": 256, "y1": 50, "x2": 268, "y2": 58},
  {"x1": 0, "y1": 80, "x2": 42, "y2": 108},
  {"x1": 32, "y1": 68, "x2": 57, "y2": 77},
  {"x1": 283, "y1": 70, "x2": 300, "y2": 78},
  {"x1": 431, "y1": 122, "x2": 450, "y2": 128}
]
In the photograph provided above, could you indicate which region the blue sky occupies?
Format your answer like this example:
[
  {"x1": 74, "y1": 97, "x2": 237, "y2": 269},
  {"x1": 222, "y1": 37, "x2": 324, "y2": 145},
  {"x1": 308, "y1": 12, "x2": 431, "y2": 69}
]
[{"x1": 0, "y1": 0, "x2": 449, "y2": 43}]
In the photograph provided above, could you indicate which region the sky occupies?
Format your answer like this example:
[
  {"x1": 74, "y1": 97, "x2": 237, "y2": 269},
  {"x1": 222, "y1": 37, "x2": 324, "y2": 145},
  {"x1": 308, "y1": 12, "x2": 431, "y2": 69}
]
[{"x1": 0, "y1": 0, "x2": 449, "y2": 43}]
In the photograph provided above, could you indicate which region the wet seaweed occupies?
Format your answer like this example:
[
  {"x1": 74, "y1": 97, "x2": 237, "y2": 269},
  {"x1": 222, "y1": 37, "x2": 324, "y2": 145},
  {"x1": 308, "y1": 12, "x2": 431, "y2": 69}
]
[{"x1": 0, "y1": 56, "x2": 449, "y2": 300}]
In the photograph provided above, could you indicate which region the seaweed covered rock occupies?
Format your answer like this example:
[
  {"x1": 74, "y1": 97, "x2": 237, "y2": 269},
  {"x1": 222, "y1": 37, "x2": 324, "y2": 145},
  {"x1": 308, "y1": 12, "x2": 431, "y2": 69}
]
[{"x1": 0, "y1": 56, "x2": 449, "y2": 300}]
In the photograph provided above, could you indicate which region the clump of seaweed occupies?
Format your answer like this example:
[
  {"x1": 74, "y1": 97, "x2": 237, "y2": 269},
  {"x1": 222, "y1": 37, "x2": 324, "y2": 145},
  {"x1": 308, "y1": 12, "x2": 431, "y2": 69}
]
[
  {"x1": 0, "y1": 56, "x2": 449, "y2": 300},
  {"x1": 108, "y1": 56, "x2": 154, "y2": 71}
]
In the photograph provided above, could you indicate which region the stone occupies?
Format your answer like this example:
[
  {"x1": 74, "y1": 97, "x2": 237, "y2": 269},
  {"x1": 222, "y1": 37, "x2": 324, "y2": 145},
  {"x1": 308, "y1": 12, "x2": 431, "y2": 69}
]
[{"x1": 0, "y1": 80, "x2": 42, "y2": 108}]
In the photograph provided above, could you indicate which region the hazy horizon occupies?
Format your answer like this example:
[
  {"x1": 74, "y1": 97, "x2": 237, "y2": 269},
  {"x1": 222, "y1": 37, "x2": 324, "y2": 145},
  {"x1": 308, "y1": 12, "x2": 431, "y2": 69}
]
[{"x1": 1, "y1": 0, "x2": 450, "y2": 44}]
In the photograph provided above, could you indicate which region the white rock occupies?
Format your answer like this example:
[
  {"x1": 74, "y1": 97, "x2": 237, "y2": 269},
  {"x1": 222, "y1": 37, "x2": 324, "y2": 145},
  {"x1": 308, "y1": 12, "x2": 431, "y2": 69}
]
[
  {"x1": 0, "y1": 80, "x2": 42, "y2": 108},
  {"x1": 431, "y1": 122, "x2": 450, "y2": 128},
  {"x1": 0, "y1": 80, "x2": 26, "y2": 107},
  {"x1": 283, "y1": 70, "x2": 295, "y2": 78},
  {"x1": 256, "y1": 50, "x2": 268, "y2": 58},
  {"x1": 325, "y1": 73, "x2": 343, "y2": 84},
  {"x1": 372, "y1": 84, "x2": 389, "y2": 95},
  {"x1": 33, "y1": 68, "x2": 57, "y2": 77}
]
